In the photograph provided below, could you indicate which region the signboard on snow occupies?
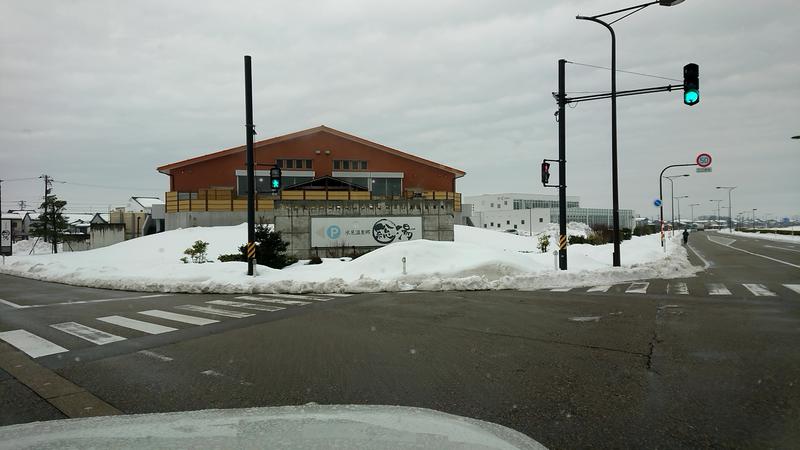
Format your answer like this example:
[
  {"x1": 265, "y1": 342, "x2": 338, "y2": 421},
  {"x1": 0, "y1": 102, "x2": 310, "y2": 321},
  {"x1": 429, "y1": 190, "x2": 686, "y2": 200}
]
[
  {"x1": 311, "y1": 217, "x2": 422, "y2": 247},
  {"x1": 1, "y1": 219, "x2": 11, "y2": 256}
]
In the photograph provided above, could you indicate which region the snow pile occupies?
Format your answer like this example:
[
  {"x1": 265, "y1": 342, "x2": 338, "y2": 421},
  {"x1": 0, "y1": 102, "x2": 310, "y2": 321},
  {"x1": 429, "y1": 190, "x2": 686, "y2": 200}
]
[
  {"x1": 11, "y1": 239, "x2": 61, "y2": 255},
  {"x1": 718, "y1": 229, "x2": 800, "y2": 244},
  {"x1": 0, "y1": 223, "x2": 699, "y2": 293}
]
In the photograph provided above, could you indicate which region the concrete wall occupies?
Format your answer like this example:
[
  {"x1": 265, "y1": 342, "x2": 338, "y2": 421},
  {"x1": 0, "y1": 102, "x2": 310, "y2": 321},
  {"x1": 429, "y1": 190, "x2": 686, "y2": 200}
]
[
  {"x1": 166, "y1": 199, "x2": 454, "y2": 259},
  {"x1": 90, "y1": 224, "x2": 125, "y2": 249},
  {"x1": 471, "y1": 209, "x2": 550, "y2": 235}
]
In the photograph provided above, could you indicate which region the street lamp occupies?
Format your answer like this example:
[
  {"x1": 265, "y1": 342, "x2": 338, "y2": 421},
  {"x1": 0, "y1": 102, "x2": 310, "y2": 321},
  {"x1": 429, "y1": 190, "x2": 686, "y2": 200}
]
[
  {"x1": 674, "y1": 195, "x2": 689, "y2": 228},
  {"x1": 710, "y1": 200, "x2": 723, "y2": 229},
  {"x1": 716, "y1": 186, "x2": 736, "y2": 233},
  {"x1": 665, "y1": 174, "x2": 689, "y2": 235},
  {"x1": 792, "y1": 135, "x2": 800, "y2": 140},
  {"x1": 752, "y1": 208, "x2": 758, "y2": 229},
  {"x1": 577, "y1": 0, "x2": 684, "y2": 267},
  {"x1": 689, "y1": 203, "x2": 700, "y2": 227}
]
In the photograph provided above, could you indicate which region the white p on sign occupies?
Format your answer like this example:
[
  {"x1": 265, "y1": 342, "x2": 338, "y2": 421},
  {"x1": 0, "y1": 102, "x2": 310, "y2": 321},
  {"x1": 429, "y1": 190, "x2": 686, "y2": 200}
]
[{"x1": 1, "y1": 219, "x2": 11, "y2": 256}]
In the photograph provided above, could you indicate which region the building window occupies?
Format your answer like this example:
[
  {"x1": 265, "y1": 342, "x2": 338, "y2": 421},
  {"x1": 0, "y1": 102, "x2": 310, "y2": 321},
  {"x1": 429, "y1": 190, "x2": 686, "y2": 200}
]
[
  {"x1": 504, "y1": 201, "x2": 508, "y2": 205},
  {"x1": 342, "y1": 160, "x2": 350, "y2": 170},
  {"x1": 506, "y1": 220, "x2": 510, "y2": 225},
  {"x1": 286, "y1": 159, "x2": 294, "y2": 169},
  {"x1": 483, "y1": 224, "x2": 487, "y2": 228},
  {"x1": 539, "y1": 218, "x2": 543, "y2": 223},
  {"x1": 514, "y1": 224, "x2": 517, "y2": 229},
  {"x1": 333, "y1": 160, "x2": 341, "y2": 170},
  {"x1": 360, "y1": 160, "x2": 367, "y2": 170},
  {"x1": 305, "y1": 159, "x2": 312, "y2": 169},
  {"x1": 275, "y1": 159, "x2": 312, "y2": 169},
  {"x1": 490, "y1": 222, "x2": 494, "y2": 226},
  {"x1": 490, "y1": 203, "x2": 494, "y2": 207},
  {"x1": 371, "y1": 178, "x2": 402, "y2": 197},
  {"x1": 497, "y1": 224, "x2": 500, "y2": 228},
  {"x1": 521, "y1": 220, "x2": 525, "y2": 224}
]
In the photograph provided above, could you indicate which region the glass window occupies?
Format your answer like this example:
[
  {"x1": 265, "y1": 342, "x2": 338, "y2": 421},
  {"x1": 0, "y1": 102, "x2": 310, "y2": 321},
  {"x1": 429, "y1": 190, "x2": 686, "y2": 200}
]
[
  {"x1": 286, "y1": 159, "x2": 294, "y2": 169},
  {"x1": 360, "y1": 160, "x2": 367, "y2": 170},
  {"x1": 295, "y1": 159, "x2": 303, "y2": 169},
  {"x1": 521, "y1": 220, "x2": 525, "y2": 224},
  {"x1": 490, "y1": 203, "x2": 494, "y2": 207},
  {"x1": 334, "y1": 160, "x2": 341, "y2": 170},
  {"x1": 539, "y1": 218, "x2": 543, "y2": 223},
  {"x1": 506, "y1": 220, "x2": 510, "y2": 225},
  {"x1": 514, "y1": 224, "x2": 517, "y2": 229},
  {"x1": 305, "y1": 159, "x2": 312, "y2": 169},
  {"x1": 490, "y1": 222, "x2": 494, "y2": 226},
  {"x1": 276, "y1": 159, "x2": 283, "y2": 168},
  {"x1": 343, "y1": 160, "x2": 350, "y2": 170}
]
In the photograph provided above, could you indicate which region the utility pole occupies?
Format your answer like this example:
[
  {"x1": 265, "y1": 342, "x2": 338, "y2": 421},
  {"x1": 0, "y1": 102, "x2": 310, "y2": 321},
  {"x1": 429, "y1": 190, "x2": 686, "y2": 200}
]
[
  {"x1": 17, "y1": 200, "x2": 27, "y2": 210},
  {"x1": 557, "y1": 59, "x2": 567, "y2": 270},
  {"x1": 244, "y1": 55, "x2": 256, "y2": 276},
  {"x1": 689, "y1": 203, "x2": 699, "y2": 227},
  {"x1": 710, "y1": 200, "x2": 723, "y2": 229}
]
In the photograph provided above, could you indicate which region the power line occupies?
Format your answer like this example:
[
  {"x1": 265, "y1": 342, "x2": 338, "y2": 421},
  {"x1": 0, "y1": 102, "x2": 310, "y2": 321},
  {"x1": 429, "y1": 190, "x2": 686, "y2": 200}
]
[
  {"x1": 565, "y1": 60, "x2": 682, "y2": 82},
  {"x1": 0, "y1": 177, "x2": 39, "y2": 183},
  {"x1": 52, "y1": 180, "x2": 162, "y2": 191}
]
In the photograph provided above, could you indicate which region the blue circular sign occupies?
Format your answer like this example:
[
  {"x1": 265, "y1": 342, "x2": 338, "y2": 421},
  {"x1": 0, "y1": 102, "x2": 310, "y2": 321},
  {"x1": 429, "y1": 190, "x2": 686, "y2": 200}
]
[
  {"x1": 326, "y1": 225, "x2": 341, "y2": 240},
  {"x1": 654, "y1": 199, "x2": 662, "y2": 207}
]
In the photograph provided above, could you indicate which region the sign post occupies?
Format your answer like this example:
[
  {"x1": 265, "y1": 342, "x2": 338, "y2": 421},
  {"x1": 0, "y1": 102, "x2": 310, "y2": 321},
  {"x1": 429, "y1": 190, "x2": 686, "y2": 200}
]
[{"x1": 1, "y1": 219, "x2": 11, "y2": 261}]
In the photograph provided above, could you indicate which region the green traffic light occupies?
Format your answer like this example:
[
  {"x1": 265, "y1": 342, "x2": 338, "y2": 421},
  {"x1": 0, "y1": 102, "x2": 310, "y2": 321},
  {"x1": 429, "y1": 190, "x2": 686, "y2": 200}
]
[
  {"x1": 684, "y1": 90, "x2": 699, "y2": 105},
  {"x1": 271, "y1": 179, "x2": 280, "y2": 189}
]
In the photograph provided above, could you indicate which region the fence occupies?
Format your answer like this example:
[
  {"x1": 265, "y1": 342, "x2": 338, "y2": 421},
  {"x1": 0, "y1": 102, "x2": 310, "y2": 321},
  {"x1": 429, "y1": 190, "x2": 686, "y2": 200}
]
[{"x1": 166, "y1": 190, "x2": 461, "y2": 213}]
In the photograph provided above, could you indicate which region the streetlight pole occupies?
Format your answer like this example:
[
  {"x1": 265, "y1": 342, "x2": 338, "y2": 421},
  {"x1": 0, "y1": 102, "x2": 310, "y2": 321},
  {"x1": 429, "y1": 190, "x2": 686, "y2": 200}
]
[
  {"x1": 675, "y1": 195, "x2": 688, "y2": 228},
  {"x1": 710, "y1": 200, "x2": 723, "y2": 229},
  {"x1": 716, "y1": 186, "x2": 736, "y2": 233},
  {"x1": 658, "y1": 164, "x2": 694, "y2": 249},
  {"x1": 665, "y1": 175, "x2": 689, "y2": 236},
  {"x1": 752, "y1": 208, "x2": 758, "y2": 229},
  {"x1": 689, "y1": 203, "x2": 700, "y2": 227},
  {"x1": 577, "y1": 0, "x2": 685, "y2": 267}
]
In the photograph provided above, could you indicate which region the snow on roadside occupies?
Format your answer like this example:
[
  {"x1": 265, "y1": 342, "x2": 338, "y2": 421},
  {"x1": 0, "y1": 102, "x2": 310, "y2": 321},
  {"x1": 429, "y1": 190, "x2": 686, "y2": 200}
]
[
  {"x1": 11, "y1": 239, "x2": 61, "y2": 255},
  {"x1": 717, "y1": 229, "x2": 800, "y2": 244},
  {"x1": 0, "y1": 223, "x2": 700, "y2": 294}
]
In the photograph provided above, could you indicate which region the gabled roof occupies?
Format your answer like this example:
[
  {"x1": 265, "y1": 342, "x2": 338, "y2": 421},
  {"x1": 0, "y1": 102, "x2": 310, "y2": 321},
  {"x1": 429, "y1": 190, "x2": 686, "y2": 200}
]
[
  {"x1": 157, "y1": 125, "x2": 465, "y2": 177},
  {"x1": 284, "y1": 176, "x2": 369, "y2": 191},
  {"x1": 131, "y1": 197, "x2": 164, "y2": 208}
]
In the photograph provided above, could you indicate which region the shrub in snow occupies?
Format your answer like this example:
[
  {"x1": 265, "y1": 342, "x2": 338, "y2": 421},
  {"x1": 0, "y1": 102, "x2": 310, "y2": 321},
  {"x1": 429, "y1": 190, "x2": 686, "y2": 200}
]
[
  {"x1": 538, "y1": 234, "x2": 550, "y2": 253},
  {"x1": 183, "y1": 240, "x2": 210, "y2": 263},
  {"x1": 568, "y1": 235, "x2": 587, "y2": 245},
  {"x1": 236, "y1": 226, "x2": 297, "y2": 269},
  {"x1": 217, "y1": 253, "x2": 245, "y2": 262},
  {"x1": 180, "y1": 256, "x2": 189, "y2": 264},
  {"x1": 308, "y1": 256, "x2": 323, "y2": 265}
]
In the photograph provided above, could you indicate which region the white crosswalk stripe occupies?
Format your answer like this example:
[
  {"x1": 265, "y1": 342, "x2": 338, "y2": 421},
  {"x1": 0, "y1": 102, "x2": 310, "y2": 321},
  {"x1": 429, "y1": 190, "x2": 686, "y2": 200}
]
[
  {"x1": 707, "y1": 283, "x2": 732, "y2": 296},
  {"x1": 586, "y1": 285, "x2": 612, "y2": 293},
  {"x1": 783, "y1": 284, "x2": 800, "y2": 295},
  {"x1": 668, "y1": 282, "x2": 689, "y2": 295},
  {"x1": 97, "y1": 316, "x2": 177, "y2": 334},
  {"x1": 50, "y1": 322, "x2": 126, "y2": 345},
  {"x1": 317, "y1": 293, "x2": 352, "y2": 297},
  {"x1": 626, "y1": 282, "x2": 649, "y2": 294},
  {"x1": 207, "y1": 300, "x2": 285, "y2": 312},
  {"x1": 0, "y1": 329, "x2": 68, "y2": 358},
  {"x1": 139, "y1": 310, "x2": 218, "y2": 326},
  {"x1": 258, "y1": 293, "x2": 332, "y2": 301},
  {"x1": 242, "y1": 297, "x2": 310, "y2": 306},
  {"x1": 742, "y1": 284, "x2": 777, "y2": 297},
  {"x1": 175, "y1": 305, "x2": 254, "y2": 318},
  {"x1": 550, "y1": 288, "x2": 572, "y2": 292}
]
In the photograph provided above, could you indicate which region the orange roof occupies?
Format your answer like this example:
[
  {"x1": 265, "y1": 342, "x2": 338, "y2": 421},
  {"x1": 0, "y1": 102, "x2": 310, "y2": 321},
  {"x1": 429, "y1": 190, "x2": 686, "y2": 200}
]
[{"x1": 157, "y1": 125, "x2": 466, "y2": 177}]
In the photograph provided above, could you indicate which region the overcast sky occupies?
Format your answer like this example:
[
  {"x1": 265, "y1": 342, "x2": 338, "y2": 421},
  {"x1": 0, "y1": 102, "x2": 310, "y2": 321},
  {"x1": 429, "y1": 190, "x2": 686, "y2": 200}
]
[{"x1": 1, "y1": 0, "x2": 798, "y2": 220}]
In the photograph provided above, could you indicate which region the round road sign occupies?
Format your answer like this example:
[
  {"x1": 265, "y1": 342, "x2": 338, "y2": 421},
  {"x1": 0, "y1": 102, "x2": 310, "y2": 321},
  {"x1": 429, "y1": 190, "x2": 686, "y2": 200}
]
[
  {"x1": 696, "y1": 153, "x2": 712, "y2": 168},
  {"x1": 654, "y1": 199, "x2": 662, "y2": 208}
]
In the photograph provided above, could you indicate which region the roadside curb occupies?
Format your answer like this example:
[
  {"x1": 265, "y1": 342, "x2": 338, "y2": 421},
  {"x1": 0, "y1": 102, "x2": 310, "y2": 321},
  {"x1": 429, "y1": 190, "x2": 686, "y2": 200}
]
[{"x1": 0, "y1": 342, "x2": 122, "y2": 419}]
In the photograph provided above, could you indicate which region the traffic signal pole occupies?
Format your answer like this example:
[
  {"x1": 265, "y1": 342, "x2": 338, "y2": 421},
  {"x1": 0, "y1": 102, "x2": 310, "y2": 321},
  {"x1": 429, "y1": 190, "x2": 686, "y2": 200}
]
[
  {"x1": 557, "y1": 59, "x2": 567, "y2": 270},
  {"x1": 244, "y1": 55, "x2": 256, "y2": 276}
]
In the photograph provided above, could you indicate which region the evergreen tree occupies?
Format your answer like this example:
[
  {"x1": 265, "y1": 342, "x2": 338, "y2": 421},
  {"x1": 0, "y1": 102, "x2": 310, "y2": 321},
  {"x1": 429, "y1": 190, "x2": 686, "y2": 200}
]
[{"x1": 29, "y1": 195, "x2": 69, "y2": 254}]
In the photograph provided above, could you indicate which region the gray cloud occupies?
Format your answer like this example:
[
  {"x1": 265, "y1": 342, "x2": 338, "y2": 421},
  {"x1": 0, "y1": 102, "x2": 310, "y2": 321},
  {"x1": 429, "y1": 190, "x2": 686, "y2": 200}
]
[{"x1": 1, "y1": 0, "x2": 798, "y2": 220}]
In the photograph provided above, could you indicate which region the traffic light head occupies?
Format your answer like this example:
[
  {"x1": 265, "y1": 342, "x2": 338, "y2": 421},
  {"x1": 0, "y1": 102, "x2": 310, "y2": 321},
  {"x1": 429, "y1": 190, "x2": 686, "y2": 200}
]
[
  {"x1": 541, "y1": 161, "x2": 551, "y2": 185},
  {"x1": 683, "y1": 63, "x2": 699, "y2": 106},
  {"x1": 269, "y1": 167, "x2": 282, "y2": 192}
]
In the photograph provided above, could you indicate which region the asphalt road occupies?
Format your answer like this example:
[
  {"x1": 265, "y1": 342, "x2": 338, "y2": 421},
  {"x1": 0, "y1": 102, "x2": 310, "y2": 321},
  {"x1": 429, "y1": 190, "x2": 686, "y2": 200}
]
[{"x1": 1, "y1": 231, "x2": 798, "y2": 448}]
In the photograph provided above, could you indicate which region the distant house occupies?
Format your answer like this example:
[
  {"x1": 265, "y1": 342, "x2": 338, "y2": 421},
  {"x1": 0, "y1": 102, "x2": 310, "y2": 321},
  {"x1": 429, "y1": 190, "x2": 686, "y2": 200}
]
[
  {"x1": 2, "y1": 211, "x2": 30, "y2": 241},
  {"x1": 127, "y1": 197, "x2": 164, "y2": 214},
  {"x1": 109, "y1": 196, "x2": 165, "y2": 239}
]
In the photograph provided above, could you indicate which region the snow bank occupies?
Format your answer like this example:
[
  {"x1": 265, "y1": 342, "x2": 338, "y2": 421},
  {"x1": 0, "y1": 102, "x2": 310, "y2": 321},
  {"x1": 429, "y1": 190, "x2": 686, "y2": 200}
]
[
  {"x1": 718, "y1": 229, "x2": 800, "y2": 244},
  {"x1": 11, "y1": 239, "x2": 61, "y2": 255},
  {"x1": 0, "y1": 223, "x2": 699, "y2": 294}
]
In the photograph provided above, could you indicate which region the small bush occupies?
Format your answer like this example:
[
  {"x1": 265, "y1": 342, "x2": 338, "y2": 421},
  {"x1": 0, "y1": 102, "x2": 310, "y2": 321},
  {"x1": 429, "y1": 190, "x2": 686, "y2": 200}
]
[
  {"x1": 218, "y1": 253, "x2": 245, "y2": 262},
  {"x1": 568, "y1": 235, "x2": 587, "y2": 245},
  {"x1": 622, "y1": 228, "x2": 633, "y2": 241},
  {"x1": 180, "y1": 256, "x2": 189, "y2": 264},
  {"x1": 183, "y1": 240, "x2": 210, "y2": 263},
  {"x1": 538, "y1": 234, "x2": 550, "y2": 253},
  {"x1": 308, "y1": 255, "x2": 323, "y2": 265},
  {"x1": 237, "y1": 226, "x2": 297, "y2": 269}
]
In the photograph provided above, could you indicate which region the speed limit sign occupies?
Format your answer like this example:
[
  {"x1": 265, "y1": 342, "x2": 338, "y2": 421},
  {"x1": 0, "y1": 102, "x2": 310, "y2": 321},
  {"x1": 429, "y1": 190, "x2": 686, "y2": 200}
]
[{"x1": 696, "y1": 153, "x2": 712, "y2": 168}]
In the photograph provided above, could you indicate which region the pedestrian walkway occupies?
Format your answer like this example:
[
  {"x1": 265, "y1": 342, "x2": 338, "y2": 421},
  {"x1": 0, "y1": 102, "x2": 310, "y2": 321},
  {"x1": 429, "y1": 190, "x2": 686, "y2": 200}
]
[
  {"x1": 0, "y1": 293, "x2": 352, "y2": 359},
  {"x1": 542, "y1": 282, "x2": 799, "y2": 299}
]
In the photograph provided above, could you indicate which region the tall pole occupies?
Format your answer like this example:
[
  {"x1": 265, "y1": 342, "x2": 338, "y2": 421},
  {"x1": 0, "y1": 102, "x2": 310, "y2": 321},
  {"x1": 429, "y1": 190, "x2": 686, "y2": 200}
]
[
  {"x1": 244, "y1": 56, "x2": 256, "y2": 276},
  {"x1": 558, "y1": 59, "x2": 567, "y2": 270},
  {"x1": 668, "y1": 178, "x2": 675, "y2": 236},
  {"x1": 728, "y1": 190, "x2": 733, "y2": 232}
]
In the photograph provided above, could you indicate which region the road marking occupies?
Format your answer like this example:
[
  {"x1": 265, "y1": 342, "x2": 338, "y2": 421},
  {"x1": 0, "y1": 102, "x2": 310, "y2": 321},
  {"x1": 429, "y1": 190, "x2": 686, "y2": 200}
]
[
  {"x1": 687, "y1": 244, "x2": 712, "y2": 268},
  {"x1": 707, "y1": 283, "x2": 732, "y2": 296},
  {"x1": 243, "y1": 297, "x2": 310, "y2": 306},
  {"x1": 707, "y1": 235, "x2": 800, "y2": 269},
  {"x1": 175, "y1": 305, "x2": 254, "y2": 318},
  {"x1": 207, "y1": 300, "x2": 285, "y2": 312},
  {"x1": 139, "y1": 310, "x2": 218, "y2": 326},
  {"x1": 783, "y1": 284, "x2": 800, "y2": 295},
  {"x1": 97, "y1": 316, "x2": 177, "y2": 334},
  {"x1": 550, "y1": 287, "x2": 572, "y2": 292},
  {"x1": 707, "y1": 235, "x2": 736, "y2": 246},
  {"x1": 668, "y1": 282, "x2": 689, "y2": 295},
  {"x1": 625, "y1": 282, "x2": 649, "y2": 294},
  {"x1": 137, "y1": 350, "x2": 173, "y2": 362},
  {"x1": 742, "y1": 284, "x2": 777, "y2": 297},
  {"x1": 258, "y1": 293, "x2": 331, "y2": 301},
  {"x1": 0, "y1": 330, "x2": 69, "y2": 358},
  {"x1": 318, "y1": 293, "x2": 352, "y2": 297},
  {"x1": 0, "y1": 298, "x2": 26, "y2": 309},
  {"x1": 586, "y1": 285, "x2": 613, "y2": 293},
  {"x1": 764, "y1": 245, "x2": 800, "y2": 253},
  {"x1": 20, "y1": 294, "x2": 175, "y2": 309},
  {"x1": 50, "y1": 322, "x2": 126, "y2": 345}
]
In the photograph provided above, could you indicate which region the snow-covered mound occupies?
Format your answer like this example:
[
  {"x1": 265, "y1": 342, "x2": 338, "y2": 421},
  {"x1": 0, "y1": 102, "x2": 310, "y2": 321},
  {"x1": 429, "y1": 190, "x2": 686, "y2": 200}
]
[{"x1": 0, "y1": 223, "x2": 699, "y2": 293}]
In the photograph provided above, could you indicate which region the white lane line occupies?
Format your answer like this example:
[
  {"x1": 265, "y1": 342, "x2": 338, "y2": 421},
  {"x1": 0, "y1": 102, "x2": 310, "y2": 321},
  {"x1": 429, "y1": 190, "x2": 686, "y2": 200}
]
[
  {"x1": 687, "y1": 244, "x2": 712, "y2": 269},
  {"x1": 706, "y1": 236, "x2": 800, "y2": 269},
  {"x1": 765, "y1": 245, "x2": 800, "y2": 253},
  {"x1": 139, "y1": 310, "x2": 218, "y2": 326},
  {"x1": 742, "y1": 284, "x2": 777, "y2": 297},
  {"x1": 586, "y1": 285, "x2": 612, "y2": 293},
  {"x1": 783, "y1": 284, "x2": 800, "y2": 295},
  {"x1": 244, "y1": 297, "x2": 310, "y2": 306},
  {"x1": 0, "y1": 298, "x2": 26, "y2": 309},
  {"x1": 626, "y1": 282, "x2": 650, "y2": 294},
  {"x1": 550, "y1": 288, "x2": 572, "y2": 292},
  {"x1": 207, "y1": 300, "x2": 285, "y2": 312},
  {"x1": 22, "y1": 294, "x2": 174, "y2": 309},
  {"x1": 0, "y1": 330, "x2": 69, "y2": 358},
  {"x1": 707, "y1": 235, "x2": 736, "y2": 246},
  {"x1": 50, "y1": 322, "x2": 126, "y2": 345},
  {"x1": 175, "y1": 305, "x2": 254, "y2": 318},
  {"x1": 668, "y1": 282, "x2": 689, "y2": 295},
  {"x1": 97, "y1": 316, "x2": 177, "y2": 334},
  {"x1": 137, "y1": 350, "x2": 173, "y2": 362},
  {"x1": 707, "y1": 283, "x2": 732, "y2": 296},
  {"x1": 258, "y1": 293, "x2": 331, "y2": 301}
]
